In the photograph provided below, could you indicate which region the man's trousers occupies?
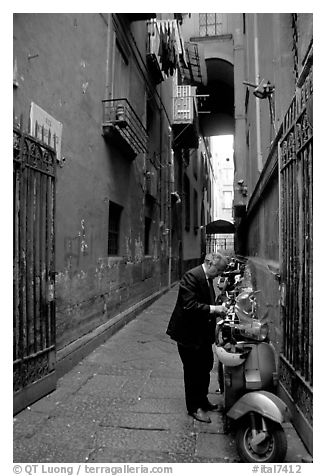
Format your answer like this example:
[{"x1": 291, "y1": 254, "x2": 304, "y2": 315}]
[{"x1": 177, "y1": 342, "x2": 214, "y2": 414}]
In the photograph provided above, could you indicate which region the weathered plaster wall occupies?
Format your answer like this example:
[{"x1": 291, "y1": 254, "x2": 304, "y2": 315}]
[{"x1": 13, "y1": 13, "x2": 171, "y2": 350}]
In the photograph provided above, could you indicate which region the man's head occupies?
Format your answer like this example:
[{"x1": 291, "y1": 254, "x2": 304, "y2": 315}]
[{"x1": 203, "y1": 252, "x2": 228, "y2": 279}]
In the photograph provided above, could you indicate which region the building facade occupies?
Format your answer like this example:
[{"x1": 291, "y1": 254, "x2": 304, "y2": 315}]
[
  {"x1": 13, "y1": 13, "x2": 213, "y2": 412},
  {"x1": 177, "y1": 12, "x2": 313, "y2": 454},
  {"x1": 232, "y1": 13, "x2": 313, "y2": 453}
]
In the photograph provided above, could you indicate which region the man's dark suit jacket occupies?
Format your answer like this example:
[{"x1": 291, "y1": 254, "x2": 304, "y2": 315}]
[{"x1": 166, "y1": 265, "x2": 216, "y2": 347}]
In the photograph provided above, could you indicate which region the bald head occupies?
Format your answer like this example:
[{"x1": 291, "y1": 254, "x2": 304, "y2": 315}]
[{"x1": 203, "y1": 252, "x2": 228, "y2": 278}]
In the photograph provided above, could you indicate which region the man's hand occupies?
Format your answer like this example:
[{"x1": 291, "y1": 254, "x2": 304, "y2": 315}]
[{"x1": 211, "y1": 305, "x2": 227, "y2": 316}]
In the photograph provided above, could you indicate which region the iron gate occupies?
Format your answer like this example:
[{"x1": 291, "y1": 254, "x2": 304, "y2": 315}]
[
  {"x1": 206, "y1": 234, "x2": 234, "y2": 254},
  {"x1": 279, "y1": 64, "x2": 313, "y2": 429},
  {"x1": 13, "y1": 119, "x2": 57, "y2": 413}
]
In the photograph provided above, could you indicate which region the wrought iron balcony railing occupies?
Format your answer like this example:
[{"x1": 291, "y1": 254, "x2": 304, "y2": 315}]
[{"x1": 102, "y1": 98, "x2": 148, "y2": 158}]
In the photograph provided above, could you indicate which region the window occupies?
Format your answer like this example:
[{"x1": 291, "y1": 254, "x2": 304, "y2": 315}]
[
  {"x1": 144, "y1": 194, "x2": 154, "y2": 255},
  {"x1": 223, "y1": 191, "x2": 233, "y2": 209},
  {"x1": 112, "y1": 14, "x2": 130, "y2": 99},
  {"x1": 108, "y1": 201, "x2": 123, "y2": 255},
  {"x1": 223, "y1": 168, "x2": 233, "y2": 185},
  {"x1": 193, "y1": 189, "x2": 198, "y2": 233},
  {"x1": 199, "y1": 13, "x2": 225, "y2": 37},
  {"x1": 207, "y1": 177, "x2": 211, "y2": 204},
  {"x1": 113, "y1": 40, "x2": 130, "y2": 99},
  {"x1": 182, "y1": 148, "x2": 190, "y2": 167},
  {"x1": 146, "y1": 99, "x2": 154, "y2": 134},
  {"x1": 184, "y1": 174, "x2": 190, "y2": 231},
  {"x1": 144, "y1": 216, "x2": 151, "y2": 255},
  {"x1": 193, "y1": 150, "x2": 198, "y2": 180}
]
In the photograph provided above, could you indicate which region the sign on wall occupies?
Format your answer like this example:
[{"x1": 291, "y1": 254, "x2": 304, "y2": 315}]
[{"x1": 30, "y1": 102, "x2": 63, "y2": 160}]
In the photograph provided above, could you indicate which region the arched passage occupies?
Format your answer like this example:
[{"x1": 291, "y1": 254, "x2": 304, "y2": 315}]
[{"x1": 197, "y1": 58, "x2": 234, "y2": 137}]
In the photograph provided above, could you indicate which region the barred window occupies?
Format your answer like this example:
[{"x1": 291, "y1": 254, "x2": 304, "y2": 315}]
[
  {"x1": 108, "y1": 201, "x2": 123, "y2": 255},
  {"x1": 199, "y1": 13, "x2": 224, "y2": 37}
]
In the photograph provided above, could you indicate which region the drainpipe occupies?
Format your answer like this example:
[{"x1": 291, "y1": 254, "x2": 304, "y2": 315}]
[
  {"x1": 254, "y1": 13, "x2": 263, "y2": 172},
  {"x1": 168, "y1": 127, "x2": 174, "y2": 287},
  {"x1": 105, "y1": 14, "x2": 115, "y2": 100}
]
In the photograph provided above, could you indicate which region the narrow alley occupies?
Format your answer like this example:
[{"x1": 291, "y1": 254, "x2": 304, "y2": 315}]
[
  {"x1": 13, "y1": 286, "x2": 309, "y2": 464},
  {"x1": 13, "y1": 12, "x2": 313, "y2": 468}
]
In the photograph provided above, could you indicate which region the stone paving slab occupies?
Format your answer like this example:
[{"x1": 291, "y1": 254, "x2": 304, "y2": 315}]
[
  {"x1": 52, "y1": 393, "x2": 116, "y2": 422},
  {"x1": 285, "y1": 426, "x2": 311, "y2": 462},
  {"x1": 149, "y1": 368, "x2": 183, "y2": 379},
  {"x1": 109, "y1": 397, "x2": 186, "y2": 414},
  {"x1": 99, "y1": 411, "x2": 194, "y2": 432},
  {"x1": 32, "y1": 415, "x2": 98, "y2": 448},
  {"x1": 13, "y1": 411, "x2": 51, "y2": 439},
  {"x1": 95, "y1": 426, "x2": 196, "y2": 455},
  {"x1": 195, "y1": 432, "x2": 239, "y2": 461},
  {"x1": 140, "y1": 377, "x2": 184, "y2": 398},
  {"x1": 89, "y1": 448, "x2": 233, "y2": 463},
  {"x1": 193, "y1": 412, "x2": 225, "y2": 434},
  {"x1": 77, "y1": 361, "x2": 152, "y2": 378},
  {"x1": 13, "y1": 439, "x2": 93, "y2": 463},
  {"x1": 74, "y1": 374, "x2": 128, "y2": 396}
]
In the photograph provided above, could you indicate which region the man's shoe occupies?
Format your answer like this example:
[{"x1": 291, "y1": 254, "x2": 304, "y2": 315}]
[
  {"x1": 202, "y1": 401, "x2": 223, "y2": 412},
  {"x1": 189, "y1": 408, "x2": 211, "y2": 423}
]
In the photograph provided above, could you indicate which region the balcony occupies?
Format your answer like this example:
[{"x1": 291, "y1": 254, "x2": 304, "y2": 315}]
[
  {"x1": 172, "y1": 86, "x2": 199, "y2": 149},
  {"x1": 102, "y1": 98, "x2": 148, "y2": 158}
]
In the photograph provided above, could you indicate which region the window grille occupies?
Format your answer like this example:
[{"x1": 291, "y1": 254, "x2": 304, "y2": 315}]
[{"x1": 199, "y1": 13, "x2": 225, "y2": 36}]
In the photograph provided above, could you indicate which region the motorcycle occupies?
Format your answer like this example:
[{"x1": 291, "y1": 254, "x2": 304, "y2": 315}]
[
  {"x1": 214, "y1": 288, "x2": 291, "y2": 463},
  {"x1": 216, "y1": 256, "x2": 246, "y2": 295}
]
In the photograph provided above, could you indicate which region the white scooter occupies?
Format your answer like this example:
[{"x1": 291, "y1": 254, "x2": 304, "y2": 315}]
[{"x1": 215, "y1": 290, "x2": 291, "y2": 463}]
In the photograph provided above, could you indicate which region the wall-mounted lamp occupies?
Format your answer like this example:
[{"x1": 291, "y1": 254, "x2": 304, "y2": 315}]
[
  {"x1": 243, "y1": 79, "x2": 276, "y2": 136},
  {"x1": 243, "y1": 79, "x2": 275, "y2": 99}
]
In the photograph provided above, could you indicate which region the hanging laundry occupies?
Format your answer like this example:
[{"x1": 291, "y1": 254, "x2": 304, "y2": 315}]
[{"x1": 156, "y1": 19, "x2": 183, "y2": 78}]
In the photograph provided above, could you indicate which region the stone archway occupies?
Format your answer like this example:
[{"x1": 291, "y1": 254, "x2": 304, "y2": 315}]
[{"x1": 197, "y1": 58, "x2": 234, "y2": 138}]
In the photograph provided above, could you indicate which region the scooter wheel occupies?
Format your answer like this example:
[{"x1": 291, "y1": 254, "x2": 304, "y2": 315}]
[{"x1": 236, "y1": 418, "x2": 287, "y2": 463}]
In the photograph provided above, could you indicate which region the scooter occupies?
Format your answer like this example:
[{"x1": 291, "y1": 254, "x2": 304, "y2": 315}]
[{"x1": 214, "y1": 290, "x2": 291, "y2": 463}]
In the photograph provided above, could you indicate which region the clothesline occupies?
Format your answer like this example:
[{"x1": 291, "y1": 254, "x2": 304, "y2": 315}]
[{"x1": 147, "y1": 19, "x2": 188, "y2": 78}]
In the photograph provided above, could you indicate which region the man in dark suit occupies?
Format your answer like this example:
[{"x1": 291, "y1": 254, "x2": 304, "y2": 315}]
[{"x1": 166, "y1": 252, "x2": 228, "y2": 423}]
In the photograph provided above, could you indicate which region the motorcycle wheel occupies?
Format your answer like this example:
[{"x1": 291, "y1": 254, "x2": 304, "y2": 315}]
[{"x1": 235, "y1": 417, "x2": 287, "y2": 463}]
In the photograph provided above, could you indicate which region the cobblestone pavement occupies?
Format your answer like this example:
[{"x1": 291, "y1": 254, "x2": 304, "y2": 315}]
[{"x1": 13, "y1": 285, "x2": 311, "y2": 463}]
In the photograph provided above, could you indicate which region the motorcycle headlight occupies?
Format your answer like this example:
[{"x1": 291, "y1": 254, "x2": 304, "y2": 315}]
[
  {"x1": 258, "y1": 323, "x2": 269, "y2": 341},
  {"x1": 238, "y1": 320, "x2": 269, "y2": 341},
  {"x1": 250, "y1": 321, "x2": 269, "y2": 341}
]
